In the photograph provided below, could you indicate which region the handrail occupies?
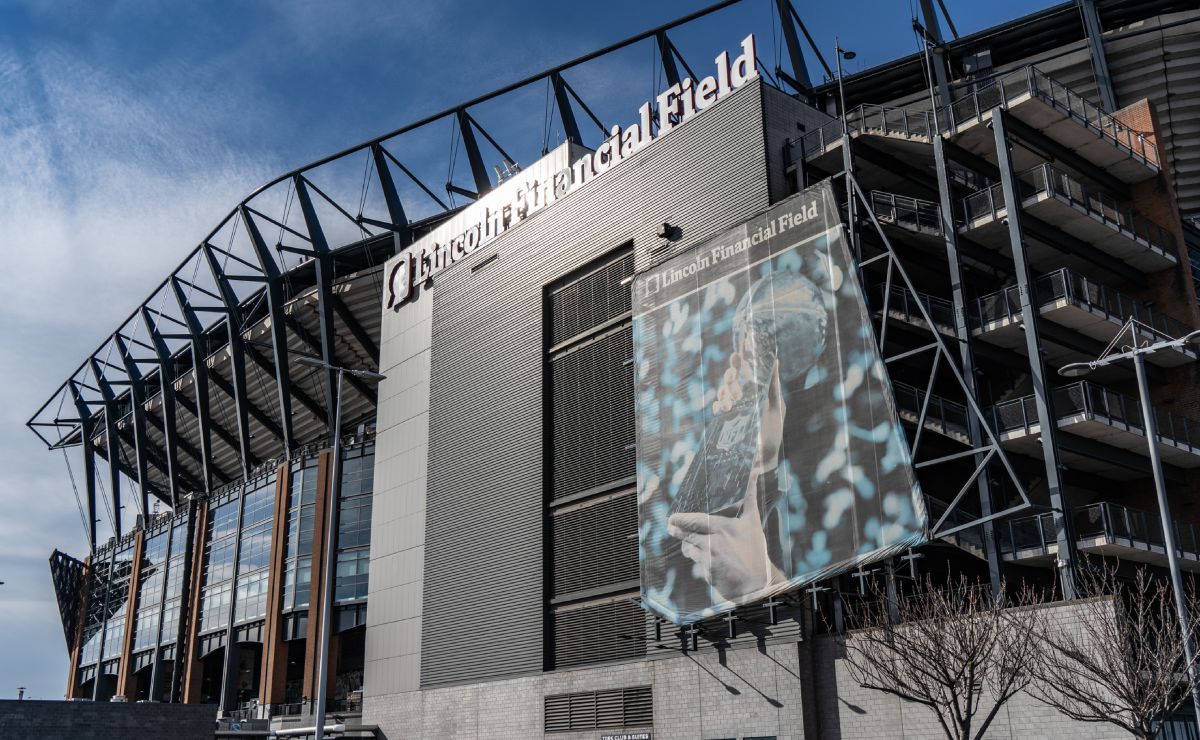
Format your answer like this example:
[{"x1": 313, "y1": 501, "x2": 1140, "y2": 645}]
[
  {"x1": 990, "y1": 380, "x2": 1200, "y2": 450},
  {"x1": 890, "y1": 380, "x2": 970, "y2": 440},
  {"x1": 869, "y1": 191, "x2": 943, "y2": 236},
  {"x1": 1001, "y1": 502, "x2": 1200, "y2": 560},
  {"x1": 971, "y1": 267, "x2": 1194, "y2": 341},
  {"x1": 876, "y1": 283, "x2": 956, "y2": 335},
  {"x1": 943, "y1": 66, "x2": 1159, "y2": 168},
  {"x1": 799, "y1": 104, "x2": 938, "y2": 159},
  {"x1": 960, "y1": 163, "x2": 1176, "y2": 262}
]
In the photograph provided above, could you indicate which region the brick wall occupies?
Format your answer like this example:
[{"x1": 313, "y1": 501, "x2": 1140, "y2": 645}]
[
  {"x1": 0, "y1": 700, "x2": 216, "y2": 740},
  {"x1": 1110, "y1": 99, "x2": 1200, "y2": 527}
]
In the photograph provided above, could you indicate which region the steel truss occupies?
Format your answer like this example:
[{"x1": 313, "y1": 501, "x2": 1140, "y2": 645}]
[{"x1": 28, "y1": 0, "x2": 831, "y2": 547}]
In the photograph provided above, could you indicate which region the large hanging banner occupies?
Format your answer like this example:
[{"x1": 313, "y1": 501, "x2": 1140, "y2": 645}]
[{"x1": 633, "y1": 180, "x2": 927, "y2": 624}]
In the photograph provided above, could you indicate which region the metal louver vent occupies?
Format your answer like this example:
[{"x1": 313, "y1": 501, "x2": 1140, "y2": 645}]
[
  {"x1": 550, "y1": 251, "x2": 634, "y2": 347},
  {"x1": 552, "y1": 492, "x2": 638, "y2": 596},
  {"x1": 544, "y1": 685, "x2": 652, "y2": 732},
  {"x1": 552, "y1": 596, "x2": 646, "y2": 669},
  {"x1": 550, "y1": 326, "x2": 636, "y2": 499}
]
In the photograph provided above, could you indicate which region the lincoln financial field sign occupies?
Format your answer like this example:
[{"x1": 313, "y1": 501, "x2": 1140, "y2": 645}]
[
  {"x1": 632, "y1": 182, "x2": 928, "y2": 624},
  {"x1": 386, "y1": 34, "x2": 761, "y2": 308}
]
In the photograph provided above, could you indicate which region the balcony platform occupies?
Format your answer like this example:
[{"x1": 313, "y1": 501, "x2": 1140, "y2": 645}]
[
  {"x1": 991, "y1": 383, "x2": 1200, "y2": 478},
  {"x1": 972, "y1": 269, "x2": 1197, "y2": 371},
  {"x1": 960, "y1": 166, "x2": 1178, "y2": 275},
  {"x1": 944, "y1": 68, "x2": 1160, "y2": 185},
  {"x1": 1001, "y1": 503, "x2": 1200, "y2": 572}
]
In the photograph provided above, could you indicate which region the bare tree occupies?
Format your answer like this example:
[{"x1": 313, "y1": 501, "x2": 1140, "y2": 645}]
[
  {"x1": 1027, "y1": 562, "x2": 1200, "y2": 739},
  {"x1": 837, "y1": 574, "x2": 1042, "y2": 740}
]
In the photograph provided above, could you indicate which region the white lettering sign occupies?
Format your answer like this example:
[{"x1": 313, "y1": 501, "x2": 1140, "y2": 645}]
[{"x1": 387, "y1": 33, "x2": 758, "y2": 309}]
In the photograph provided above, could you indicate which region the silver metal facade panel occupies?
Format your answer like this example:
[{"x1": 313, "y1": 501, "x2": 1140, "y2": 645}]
[{"x1": 421, "y1": 79, "x2": 776, "y2": 688}]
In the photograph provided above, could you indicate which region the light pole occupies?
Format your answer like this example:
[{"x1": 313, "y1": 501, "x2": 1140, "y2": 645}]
[
  {"x1": 297, "y1": 355, "x2": 386, "y2": 740},
  {"x1": 834, "y1": 39, "x2": 858, "y2": 260},
  {"x1": 1060, "y1": 321, "x2": 1200, "y2": 728}
]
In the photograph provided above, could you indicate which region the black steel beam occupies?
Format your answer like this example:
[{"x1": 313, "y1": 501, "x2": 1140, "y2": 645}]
[
  {"x1": 283, "y1": 316, "x2": 377, "y2": 405},
  {"x1": 1057, "y1": 430, "x2": 1186, "y2": 484},
  {"x1": 655, "y1": 31, "x2": 682, "y2": 88},
  {"x1": 243, "y1": 344, "x2": 329, "y2": 427},
  {"x1": 170, "y1": 278, "x2": 221, "y2": 489},
  {"x1": 993, "y1": 108, "x2": 1077, "y2": 598},
  {"x1": 292, "y1": 176, "x2": 340, "y2": 428},
  {"x1": 331, "y1": 297, "x2": 379, "y2": 365},
  {"x1": 1002, "y1": 114, "x2": 1130, "y2": 200},
  {"x1": 88, "y1": 359, "x2": 124, "y2": 534},
  {"x1": 455, "y1": 109, "x2": 492, "y2": 198},
  {"x1": 202, "y1": 244, "x2": 286, "y2": 449},
  {"x1": 113, "y1": 335, "x2": 154, "y2": 517},
  {"x1": 1078, "y1": 0, "x2": 1117, "y2": 113},
  {"x1": 240, "y1": 207, "x2": 295, "y2": 454},
  {"x1": 370, "y1": 143, "x2": 410, "y2": 237},
  {"x1": 550, "y1": 72, "x2": 583, "y2": 146},
  {"x1": 141, "y1": 409, "x2": 213, "y2": 490},
  {"x1": 68, "y1": 380, "x2": 99, "y2": 551},
  {"x1": 930, "y1": 133, "x2": 1002, "y2": 594},
  {"x1": 773, "y1": 0, "x2": 812, "y2": 97},
  {"x1": 141, "y1": 308, "x2": 183, "y2": 508}
]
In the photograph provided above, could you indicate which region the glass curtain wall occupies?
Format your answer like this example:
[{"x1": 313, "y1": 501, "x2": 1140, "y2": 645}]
[
  {"x1": 234, "y1": 476, "x2": 275, "y2": 623},
  {"x1": 199, "y1": 494, "x2": 239, "y2": 632},
  {"x1": 131, "y1": 529, "x2": 169, "y2": 651},
  {"x1": 282, "y1": 459, "x2": 318, "y2": 613},
  {"x1": 334, "y1": 444, "x2": 374, "y2": 606}
]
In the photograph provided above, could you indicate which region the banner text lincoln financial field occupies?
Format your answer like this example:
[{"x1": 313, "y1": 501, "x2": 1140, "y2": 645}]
[{"x1": 633, "y1": 182, "x2": 928, "y2": 624}]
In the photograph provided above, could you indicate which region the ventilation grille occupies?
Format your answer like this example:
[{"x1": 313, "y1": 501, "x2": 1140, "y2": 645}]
[
  {"x1": 552, "y1": 492, "x2": 638, "y2": 596},
  {"x1": 544, "y1": 685, "x2": 652, "y2": 733},
  {"x1": 549, "y1": 251, "x2": 634, "y2": 347},
  {"x1": 552, "y1": 596, "x2": 646, "y2": 669},
  {"x1": 550, "y1": 326, "x2": 636, "y2": 499}
]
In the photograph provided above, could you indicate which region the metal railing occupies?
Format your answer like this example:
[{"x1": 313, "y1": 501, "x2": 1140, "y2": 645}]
[
  {"x1": 990, "y1": 381, "x2": 1200, "y2": 451},
  {"x1": 891, "y1": 381, "x2": 970, "y2": 441},
  {"x1": 876, "y1": 283, "x2": 957, "y2": 335},
  {"x1": 944, "y1": 66, "x2": 1159, "y2": 168},
  {"x1": 960, "y1": 164, "x2": 1176, "y2": 263},
  {"x1": 1074, "y1": 502, "x2": 1200, "y2": 559},
  {"x1": 998, "y1": 510, "x2": 1057, "y2": 557},
  {"x1": 926, "y1": 496, "x2": 987, "y2": 553},
  {"x1": 870, "y1": 191, "x2": 943, "y2": 236},
  {"x1": 971, "y1": 268, "x2": 1194, "y2": 342},
  {"x1": 799, "y1": 104, "x2": 938, "y2": 159}
]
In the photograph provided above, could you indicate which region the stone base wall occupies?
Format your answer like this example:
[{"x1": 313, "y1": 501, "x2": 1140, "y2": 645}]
[
  {"x1": 0, "y1": 700, "x2": 216, "y2": 740},
  {"x1": 364, "y1": 599, "x2": 1139, "y2": 739}
]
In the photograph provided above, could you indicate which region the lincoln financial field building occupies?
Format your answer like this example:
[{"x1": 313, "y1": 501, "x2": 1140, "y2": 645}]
[{"x1": 31, "y1": 1, "x2": 1200, "y2": 737}]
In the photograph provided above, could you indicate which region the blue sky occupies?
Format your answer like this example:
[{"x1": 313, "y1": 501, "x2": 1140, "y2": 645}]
[{"x1": 0, "y1": 0, "x2": 1055, "y2": 700}]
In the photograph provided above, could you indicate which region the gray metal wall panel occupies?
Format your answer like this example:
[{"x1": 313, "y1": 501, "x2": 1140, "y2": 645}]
[
  {"x1": 422, "y1": 79, "x2": 778, "y2": 688},
  {"x1": 761, "y1": 84, "x2": 837, "y2": 203}
]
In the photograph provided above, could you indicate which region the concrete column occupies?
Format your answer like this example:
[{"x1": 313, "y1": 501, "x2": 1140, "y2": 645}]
[
  {"x1": 116, "y1": 530, "x2": 146, "y2": 699},
  {"x1": 181, "y1": 500, "x2": 211, "y2": 703},
  {"x1": 259, "y1": 462, "x2": 292, "y2": 712},
  {"x1": 302, "y1": 450, "x2": 333, "y2": 706}
]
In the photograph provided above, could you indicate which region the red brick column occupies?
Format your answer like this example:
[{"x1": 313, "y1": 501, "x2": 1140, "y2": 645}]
[
  {"x1": 64, "y1": 556, "x2": 92, "y2": 699},
  {"x1": 302, "y1": 450, "x2": 333, "y2": 703},
  {"x1": 259, "y1": 462, "x2": 291, "y2": 708},
  {"x1": 116, "y1": 530, "x2": 146, "y2": 698},
  {"x1": 181, "y1": 500, "x2": 210, "y2": 703}
]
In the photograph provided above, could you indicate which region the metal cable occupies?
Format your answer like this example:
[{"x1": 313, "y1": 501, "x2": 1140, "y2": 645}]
[{"x1": 61, "y1": 448, "x2": 93, "y2": 547}]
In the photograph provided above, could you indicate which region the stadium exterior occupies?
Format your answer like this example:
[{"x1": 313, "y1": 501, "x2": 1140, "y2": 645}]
[{"x1": 31, "y1": 1, "x2": 1200, "y2": 737}]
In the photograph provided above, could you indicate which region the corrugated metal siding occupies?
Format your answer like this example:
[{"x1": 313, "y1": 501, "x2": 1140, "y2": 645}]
[{"x1": 422, "y1": 79, "x2": 773, "y2": 688}]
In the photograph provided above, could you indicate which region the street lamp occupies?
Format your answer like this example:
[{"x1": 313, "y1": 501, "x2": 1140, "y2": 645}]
[
  {"x1": 296, "y1": 355, "x2": 386, "y2": 740},
  {"x1": 835, "y1": 39, "x2": 858, "y2": 259},
  {"x1": 1058, "y1": 321, "x2": 1200, "y2": 728}
]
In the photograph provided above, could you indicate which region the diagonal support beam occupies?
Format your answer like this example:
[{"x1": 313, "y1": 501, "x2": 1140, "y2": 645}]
[
  {"x1": 88, "y1": 358, "x2": 124, "y2": 535},
  {"x1": 140, "y1": 308, "x2": 183, "y2": 508},
  {"x1": 241, "y1": 206, "x2": 296, "y2": 454},
  {"x1": 68, "y1": 380, "x2": 99, "y2": 551},
  {"x1": 113, "y1": 334, "x2": 154, "y2": 518},
  {"x1": 455, "y1": 109, "x2": 493, "y2": 197}
]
